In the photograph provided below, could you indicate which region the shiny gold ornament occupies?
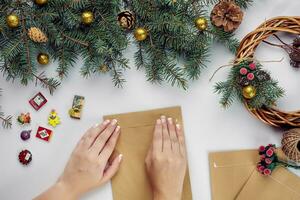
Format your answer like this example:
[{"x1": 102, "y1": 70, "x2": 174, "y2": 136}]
[
  {"x1": 28, "y1": 27, "x2": 48, "y2": 43},
  {"x1": 37, "y1": 53, "x2": 50, "y2": 65},
  {"x1": 81, "y1": 11, "x2": 94, "y2": 25},
  {"x1": 195, "y1": 17, "x2": 208, "y2": 31},
  {"x1": 134, "y1": 27, "x2": 148, "y2": 41},
  {"x1": 117, "y1": 10, "x2": 135, "y2": 30},
  {"x1": 34, "y1": 0, "x2": 48, "y2": 6},
  {"x1": 6, "y1": 14, "x2": 19, "y2": 28},
  {"x1": 242, "y1": 85, "x2": 256, "y2": 99}
]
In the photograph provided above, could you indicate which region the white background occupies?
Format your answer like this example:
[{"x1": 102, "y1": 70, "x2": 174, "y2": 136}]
[{"x1": 0, "y1": 0, "x2": 300, "y2": 199}]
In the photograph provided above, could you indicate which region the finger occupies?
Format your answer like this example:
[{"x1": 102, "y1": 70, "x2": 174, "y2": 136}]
[
  {"x1": 152, "y1": 119, "x2": 163, "y2": 153},
  {"x1": 90, "y1": 119, "x2": 118, "y2": 154},
  {"x1": 167, "y1": 117, "x2": 179, "y2": 152},
  {"x1": 79, "y1": 120, "x2": 111, "y2": 149},
  {"x1": 161, "y1": 116, "x2": 171, "y2": 152},
  {"x1": 176, "y1": 123, "x2": 186, "y2": 156},
  {"x1": 101, "y1": 154, "x2": 123, "y2": 184},
  {"x1": 145, "y1": 145, "x2": 153, "y2": 166},
  {"x1": 99, "y1": 126, "x2": 121, "y2": 162}
]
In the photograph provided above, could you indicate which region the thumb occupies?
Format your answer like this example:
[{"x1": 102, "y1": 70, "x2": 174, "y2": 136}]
[{"x1": 101, "y1": 154, "x2": 123, "y2": 184}]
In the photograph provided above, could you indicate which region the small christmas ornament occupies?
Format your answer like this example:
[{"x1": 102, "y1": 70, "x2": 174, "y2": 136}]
[
  {"x1": 249, "y1": 62, "x2": 256, "y2": 70},
  {"x1": 69, "y1": 95, "x2": 85, "y2": 119},
  {"x1": 257, "y1": 144, "x2": 300, "y2": 176},
  {"x1": 117, "y1": 10, "x2": 135, "y2": 30},
  {"x1": 134, "y1": 27, "x2": 148, "y2": 41},
  {"x1": 99, "y1": 64, "x2": 109, "y2": 73},
  {"x1": 242, "y1": 85, "x2": 256, "y2": 99},
  {"x1": 239, "y1": 67, "x2": 248, "y2": 75},
  {"x1": 256, "y1": 70, "x2": 270, "y2": 82},
  {"x1": 37, "y1": 53, "x2": 50, "y2": 65},
  {"x1": 29, "y1": 92, "x2": 47, "y2": 111},
  {"x1": 211, "y1": 0, "x2": 243, "y2": 32},
  {"x1": 36, "y1": 126, "x2": 53, "y2": 142},
  {"x1": 6, "y1": 14, "x2": 19, "y2": 28},
  {"x1": 17, "y1": 113, "x2": 31, "y2": 125},
  {"x1": 195, "y1": 17, "x2": 208, "y2": 31},
  {"x1": 282, "y1": 128, "x2": 300, "y2": 163},
  {"x1": 20, "y1": 130, "x2": 31, "y2": 141},
  {"x1": 48, "y1": 109, "x2": 61, "y2": 127},
  {"x1": 238, "y1": 76, "x2": 250, "y2": 86},
  {"x1": 246, "y1": 73, "x2": 254, "y2": 81},
  {"x1": 34, "y1": 0, "x2": 48, "y2": 6},
  {"x1": 28, "y1": 27, "x2": 48, "y2": 43},
  {"x1": 19, "y1": 150, "x2": 32, "y2": 165},
  {"x1": 81, "y1": 11, "x2": 94, "y2": 25}
]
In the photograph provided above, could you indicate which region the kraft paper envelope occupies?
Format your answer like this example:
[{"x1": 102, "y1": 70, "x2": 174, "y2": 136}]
[
  {"x1": 104, "y1": 106, "x2": 193, "y2": 200},
  {"x1": 209, "y1": 150, "x2": 259, "y2": 200},
  {"x1": 236, "y1": 167, "x2": 300, "y2": 200}
]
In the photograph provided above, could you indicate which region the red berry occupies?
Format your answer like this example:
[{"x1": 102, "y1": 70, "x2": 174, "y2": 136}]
[
  {"x1": 258, "y1": 165, "x2": 265, "y2": 173},
  {"x1": 259, "y1": 146, "x2": 265, "y2": 152},
  {"x1": 260, "y1": 154, "x2": 266, "y2": 160},
  {"x1": 263, "y1": 168, "x2": 272, "y2": 176},
  {"x1": 240, "y1": 68, "x2": 248, "y2": 75},
  {"x1": 249, "y1": 63, "x2": 256, "y2": 70},
  {"x1": 247, "y1": 73, "x2": 255, "y2": 80},
  {"x1": 266, "y1": 149, "x2": 274, "y2": 157},
  {"x1": 265, "y1": 158, "x2": 272, "y2": 165}
]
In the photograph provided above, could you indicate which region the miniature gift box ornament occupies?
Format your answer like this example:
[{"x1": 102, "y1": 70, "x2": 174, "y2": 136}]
[
  {"x1": 48, "y1": 109, "x2": 61, "y2": 127},
  {"x1": 29, "y1": 92, "x2": 47, "y2": 111},
  {"x1": 36, "y1": 126, "x2": 53, "y2": 142},
  {"x1": 69, "y1": 95, "x2": 85, "y2": 119}
]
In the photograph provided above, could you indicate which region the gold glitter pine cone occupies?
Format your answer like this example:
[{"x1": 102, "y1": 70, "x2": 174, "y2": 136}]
[
  {"x1": 28, "y1": 27, "x2": 48, "y2": 43},
  {"x1": 211, "y1": 0, "x2": 244, "y2": 32},
  {"x1": 282, "y1": 128, "x2": 300, "y2": 163}
]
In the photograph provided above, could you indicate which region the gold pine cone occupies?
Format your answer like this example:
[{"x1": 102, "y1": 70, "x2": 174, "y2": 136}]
[{"x1": 28, "y1": 27, "x2": 48, "y2": 43}]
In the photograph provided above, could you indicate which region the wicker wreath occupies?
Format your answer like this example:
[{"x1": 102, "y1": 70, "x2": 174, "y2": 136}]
[{"x1": 236, "y1": 16, "x2": 300, "y2": 128}]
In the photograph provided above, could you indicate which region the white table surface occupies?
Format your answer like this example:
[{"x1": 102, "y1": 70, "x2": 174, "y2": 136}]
[{"x1": 1, "y1": 1, "x2": 300, "y2": 199}]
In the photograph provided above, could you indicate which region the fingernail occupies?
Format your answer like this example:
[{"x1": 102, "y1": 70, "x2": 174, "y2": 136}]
[
  {"x1": 103, "y1": 119, "x2": 110, "y2": 125},
  {"x1": 118, "y1": 154, "x2": 123, "y2": 163},
  {"x1": 116, "y1": 125, "x2": 121, "y2": 132},
  {"x1": 161, "y1": 116, "x2": 166, "y2": 123},
  {"x1": 93, "y1": 123, "x2": 99, "y2": 128},
  {"x1": 156, "y1": 119, "x2": 161, "y2": 124},
  {"x1": 176, "y1": 124, "x2": 181, "y2": 129},
  {"x1": 168, "y1": 118, "x2": 173, "y2": 124},
  {"x1": 111, "y1": 119, "x2": 118, "y2": 125}
]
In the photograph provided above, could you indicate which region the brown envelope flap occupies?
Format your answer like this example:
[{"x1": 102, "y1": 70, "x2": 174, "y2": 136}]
[
  {"x1": 236, "y1": 167, "x2": 300, "y2": 200},
  {"x1": 104, "y1": 106, "x2": 183, "y2": 128}
]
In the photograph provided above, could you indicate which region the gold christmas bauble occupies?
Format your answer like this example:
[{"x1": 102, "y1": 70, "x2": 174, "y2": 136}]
[
  {"x1": 81, "y1": 11, "x2": 94, "y2": 25},
  {"x1": 195, "y1": 17, "x2": 208, "y2": 31},
  {"x1": 37, "y1": 53, "x2": 50, "y2": 65},
  {"x1": 6, "y1": 14, "x2": 19, "y2": 28},
  {"x1": 134, "y1": 27, "x2": 148, "y2": 41},
  {"x1": 34, "y1": 0, "x2": 48, "y2": 6},
  {"x1": 242, "y1": 85, "x2": 256, "y2": 99}
]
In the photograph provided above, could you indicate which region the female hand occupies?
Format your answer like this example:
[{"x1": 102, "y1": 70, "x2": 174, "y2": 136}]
[
  {"x1": 34, "y1": 119, "x2": 122, "y2": 200},
  {"x1": 145, "y1": 116, "x2": 187, "y2": 200}
]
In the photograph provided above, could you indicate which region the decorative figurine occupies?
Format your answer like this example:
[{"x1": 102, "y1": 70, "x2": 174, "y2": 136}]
[
  {"x1": 36, "y1": 126, "x2": 53, "y2": 142},
  {"x1": 17, "y1": 113, "x2": 31, "y2": 125},
  {"x1": 20, "y1": 130, "x2": 31, "y2": 141},
  {"x1": 48, "y1": 109, "x2": 61, "y2": 127},
  {"x1": 29, "y1": 92, "x2": 47, "y2": 111},
  {"x1": 18, "y1": 149, "x2": 32, "y2": 165},
  {"x1": 69, "y1": 95, "x2": 85, "y2": 119}
]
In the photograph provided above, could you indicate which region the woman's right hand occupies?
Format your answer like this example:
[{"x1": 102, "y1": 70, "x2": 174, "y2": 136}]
[{"x1": 145, "y1": 116, "x2": 187, "y2": 200}]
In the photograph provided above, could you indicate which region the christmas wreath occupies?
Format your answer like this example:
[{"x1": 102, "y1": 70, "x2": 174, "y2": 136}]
[{"x1": 215, "y1": 16, "x2": 300, "y2": 127}]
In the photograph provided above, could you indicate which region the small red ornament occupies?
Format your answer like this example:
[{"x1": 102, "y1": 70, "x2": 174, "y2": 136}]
[
  {"x1": 266, "y1": 149, "x2": 274, "y2": 157},
  {"x1": 259, "y1": 145, "x2": 265, "y2": 152},
  {"x1": 263, "y1": 168, "x2": 272, "y2": 176},
  {"x1": 29, "y1": 92, "x2": 47, "y2": 111},
  {"x1": 247, "y1": 73, "x2": 255, "y2": 80},
  {"x1": 239, "y1": 67, "x2": 248, "y2": 75},
  {"x1": 36, "y1": 126, "x2": 53, "y2": 142},
  {"x1": 249, "y1": 62, "x2": 256, "y2": 70},
  {"x1": 258, "y1": 165, "x2": 265, "y2": 172},
  {"x1": 18, "y1": 150, "x2": 32, "y2": 165},
  {"x1": 265, "y1": 158, "x2": 272, "y2": 165}
]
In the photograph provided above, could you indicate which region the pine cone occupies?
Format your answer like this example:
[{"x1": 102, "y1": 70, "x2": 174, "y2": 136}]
[
  {"x1": 28, "y1": 27, "x2": 48, "y2": 43},
  {"x1": 211, "y1": 0, "x2": 244, "y2": 32}
]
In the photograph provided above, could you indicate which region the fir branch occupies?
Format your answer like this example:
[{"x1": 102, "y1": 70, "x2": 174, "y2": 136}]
[
  {"x1": 0, "y1": 115, "x2": 12, "y2": 129},
  {"x1": 34, "y1": 72, "x2": 61, "y2": 95}
]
